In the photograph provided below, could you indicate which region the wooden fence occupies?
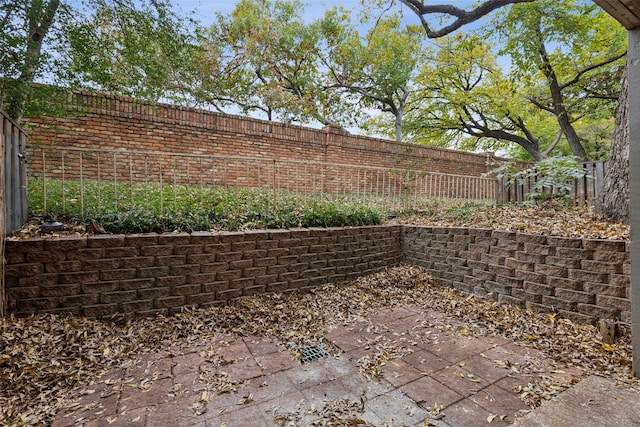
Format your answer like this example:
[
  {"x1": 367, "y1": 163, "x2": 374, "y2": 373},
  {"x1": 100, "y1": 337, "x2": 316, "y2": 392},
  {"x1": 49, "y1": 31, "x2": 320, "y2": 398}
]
[
  {"x1": 1, "y1": 109, "x2": 28, "y2": 317},
  {"x1": 496, "y1": 161, "x2": 605, "y2": 205},
  {"x1": 2, "y1": 110, "x2": 28, "y2": 234}
]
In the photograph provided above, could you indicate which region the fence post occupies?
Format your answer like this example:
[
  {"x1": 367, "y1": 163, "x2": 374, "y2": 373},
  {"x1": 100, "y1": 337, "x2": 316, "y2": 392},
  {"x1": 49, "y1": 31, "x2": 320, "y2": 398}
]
[
  {"x1": 495, "y1": 177, "x2": 502, "y2": 204},
  {"x1": 273, "y1": 159, "x2": 277, "y2": 210},
  {"x1": 0, "y1": 115, "x2": 5, "y2": 318}
]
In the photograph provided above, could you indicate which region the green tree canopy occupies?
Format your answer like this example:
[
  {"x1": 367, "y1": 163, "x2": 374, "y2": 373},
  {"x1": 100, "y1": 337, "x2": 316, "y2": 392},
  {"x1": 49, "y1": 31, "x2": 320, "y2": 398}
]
[
  {"x1": 406, "y1": 33, "x2": 559, "y2": 160},
  {"x1": 494, "y1": 0, "x2": 626, "y2": 160},
  {"x1": 321, "y1": 13, "x2": 425, "y2": 141},
  {"x1": 0, "y1": 0, "x2": 196, "y2": 122},
  {"x1": 65, "y1": 0, "x2": 198, "y2": 103},
  {"x1": 191, "y1": 0, "x2": 338, "y2": 124},
  {"x1": 402, "y1": 0, "x2": 625, "y2": 161}
]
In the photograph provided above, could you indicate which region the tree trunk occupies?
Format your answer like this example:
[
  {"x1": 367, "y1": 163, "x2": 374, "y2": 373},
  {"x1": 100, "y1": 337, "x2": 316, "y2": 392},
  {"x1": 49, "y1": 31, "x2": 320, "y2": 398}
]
[
  {"x1": 536, "y1": 29, "x2": 588, "y2": 160},
  {"x1": 395, "y1": 111, "x2": 403, "y2": 142},
  {"x1": 597, "y1": 70, "x2": 629, "y2": 223},
  {"x1": 6, "y1": 0, "x2": 60, "y2": 122}
]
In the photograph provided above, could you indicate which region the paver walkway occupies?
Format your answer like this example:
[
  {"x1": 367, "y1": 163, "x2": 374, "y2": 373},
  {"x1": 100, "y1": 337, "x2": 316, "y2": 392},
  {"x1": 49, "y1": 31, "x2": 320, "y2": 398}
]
[
  {"x1": 52, "y1": 306, "x2": 584, "y2": 427},
  {"x1": 512, "y1": 375, "x2": 640, "y2": 427}
]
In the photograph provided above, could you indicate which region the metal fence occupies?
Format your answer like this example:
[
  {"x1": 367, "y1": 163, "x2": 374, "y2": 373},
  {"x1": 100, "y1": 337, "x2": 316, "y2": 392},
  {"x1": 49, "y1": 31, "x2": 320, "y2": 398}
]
[
  {"x1": 496, "y1": 161, "x2": 605, "y2": 205},
  {"x1": 27, "y1": 146, "x2": 497, "y2": 215}
]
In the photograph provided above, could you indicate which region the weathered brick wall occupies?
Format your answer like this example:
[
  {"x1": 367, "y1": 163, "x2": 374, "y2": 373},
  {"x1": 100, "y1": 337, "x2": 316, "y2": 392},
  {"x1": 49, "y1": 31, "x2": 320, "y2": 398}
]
[
  {"x1": 5, "y1": 226, "x2": 401, "y2": 318},
  {"x1": 403, "y1": 226, "x2": 630, "y2": 326},
  {"x1": 24, "y1": 90, "x2": 505, "y2": 180}
]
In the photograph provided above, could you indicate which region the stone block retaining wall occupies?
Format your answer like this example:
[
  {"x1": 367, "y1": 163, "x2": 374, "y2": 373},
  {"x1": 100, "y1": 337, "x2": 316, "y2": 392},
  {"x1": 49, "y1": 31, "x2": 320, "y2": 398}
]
[
  {"x1": 5, "y1": 226, "x2": 401, "y2": 317},
  {"x1": 403, "y1": 226, "x2": 631, "y2": 326},
  {"x1": 5, "y1": 225, "x2": 631, "y2": 327}
]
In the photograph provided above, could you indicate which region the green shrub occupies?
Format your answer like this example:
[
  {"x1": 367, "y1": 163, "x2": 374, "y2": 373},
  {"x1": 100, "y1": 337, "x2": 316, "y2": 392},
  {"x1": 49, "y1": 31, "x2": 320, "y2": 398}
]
[
  {"x1": 491, "y1": 156, "x2": 590, "y2": 205},
  {"x1": 27, "y1": 179, "x2": 384, "y2": 233}
]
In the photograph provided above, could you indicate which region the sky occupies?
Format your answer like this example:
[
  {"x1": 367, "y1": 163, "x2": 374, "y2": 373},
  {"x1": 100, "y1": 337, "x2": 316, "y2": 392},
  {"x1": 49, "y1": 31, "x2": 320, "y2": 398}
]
[
  {"x1": 177, "y1": 0, "x2": 481, "y2": 23},
  {"x1": 178, "y1": 1, "x2": 382, "y2": 25},
  {"x1": 172, "y1": 0, "x2": 483, "y2": 44},
  {"x1": 156, "y1": 0, "x2": 480, "y2": 134}
]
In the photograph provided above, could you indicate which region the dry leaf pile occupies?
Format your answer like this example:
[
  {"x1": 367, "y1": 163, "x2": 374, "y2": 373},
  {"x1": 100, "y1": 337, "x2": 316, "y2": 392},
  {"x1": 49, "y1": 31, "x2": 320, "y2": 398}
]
[
  {"x1": 1, "y1": 266, "x2": 636, "y2": 426},
  {"x1": 11, "y1": 203, "x2": 630, "y2": 242},
  {"x1": 273, "y1": 397, "x2": 373, "y2": 426},
  {"x1": 392, "y1": 203, "x2": 629, "y2": 240},
  {"x1": 356, "y1": 343, "x2": 413, "y2": 381}
]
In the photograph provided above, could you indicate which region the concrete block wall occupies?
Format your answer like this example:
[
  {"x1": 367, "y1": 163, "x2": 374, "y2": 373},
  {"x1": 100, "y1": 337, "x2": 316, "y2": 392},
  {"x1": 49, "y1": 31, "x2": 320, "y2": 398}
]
[
  {"x1": 5, "y1": 226, "x2": 401, "y2": 317},
  {"x1": 403, "y1": 226, "x2": 630, "y2": 326},
  {"x1": 5, "y1": 224, "x2": 631, "y2": 326}
]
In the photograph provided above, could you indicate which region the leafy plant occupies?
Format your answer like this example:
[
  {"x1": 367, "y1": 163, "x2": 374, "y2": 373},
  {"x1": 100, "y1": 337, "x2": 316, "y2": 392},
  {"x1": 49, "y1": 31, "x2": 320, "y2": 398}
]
[
  {"x1": 491, "y1": 156, "x2": 590, "y2": 204},
  {"x1": 27, "y1": 179, "x2": 385, "y2": 233}
]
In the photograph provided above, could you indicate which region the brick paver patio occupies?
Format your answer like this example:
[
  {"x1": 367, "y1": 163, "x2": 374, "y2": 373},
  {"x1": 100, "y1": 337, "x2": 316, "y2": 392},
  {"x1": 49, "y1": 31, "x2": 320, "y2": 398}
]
[{"x1": 52, "y1": 306, "x2": 582, "y2": 427}]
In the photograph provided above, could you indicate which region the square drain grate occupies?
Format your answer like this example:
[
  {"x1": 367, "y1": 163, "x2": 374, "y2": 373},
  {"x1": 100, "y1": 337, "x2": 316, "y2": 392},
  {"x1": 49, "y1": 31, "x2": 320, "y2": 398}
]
[{"x1": 300, "y1": 345, "x2": 330, "y2": 364}]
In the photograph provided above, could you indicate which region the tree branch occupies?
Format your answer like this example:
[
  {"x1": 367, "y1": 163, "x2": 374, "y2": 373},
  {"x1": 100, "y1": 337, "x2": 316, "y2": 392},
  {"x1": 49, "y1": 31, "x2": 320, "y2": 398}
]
[
  {"x1": 585, "y1": 92, "x2": 620, "y2": 100},
  {"x1": 560, "y1": 52, "x2": 626, "y2": 91},
  {"x1": 542, "y1": 129, "x2": 563, "y2": 157},
  {"x1": 457, "y1": 106, "x2": 542, "y2": 160},
  {"x1": 527, "y1": 96, "x2": 556, "y2": 114},
  {"x1": 513, "y1": 115, "x2": 539, "y2": 147},
  {"x1": 399, "y1": 0, "x2": 535, "y2": 38}
]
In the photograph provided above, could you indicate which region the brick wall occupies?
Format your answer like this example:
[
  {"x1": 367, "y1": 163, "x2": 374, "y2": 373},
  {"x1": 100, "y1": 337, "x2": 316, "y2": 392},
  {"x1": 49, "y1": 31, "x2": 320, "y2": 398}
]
[
  {"x1": 24, "y1": 90, "x2": 505, "y2": 179},
  {"x1": 403, "y1": 226, "x2": 630, "y2": 327},
  {"x1": 5, "y1": 226, "x2": 401, "y2": 317}
]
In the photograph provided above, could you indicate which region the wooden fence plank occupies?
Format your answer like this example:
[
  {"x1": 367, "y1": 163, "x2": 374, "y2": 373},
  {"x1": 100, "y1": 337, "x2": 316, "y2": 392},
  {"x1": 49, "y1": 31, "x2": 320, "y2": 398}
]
[
  {"x1": 18, "y1": 130, "x2": 27, "y2": 226},
  {"x1": 1, "y1": 115, "x2": 4, "y2": 318},
  {"x1": 496, "y1": 161, "x2": 605, "y2": 205},
  {"x1": 1, "y1": 110, "x2": 28, "y2": 234}
]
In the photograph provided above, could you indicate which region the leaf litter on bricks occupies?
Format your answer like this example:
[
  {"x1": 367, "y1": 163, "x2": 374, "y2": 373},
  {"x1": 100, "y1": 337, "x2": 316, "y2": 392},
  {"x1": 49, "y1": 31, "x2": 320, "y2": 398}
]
[
  {"x1": 1, "y1": 265, "x2": 637, "y2": 426},
  {"x1": 390, "y1": 203, "x2": 629, "y2": 241}
]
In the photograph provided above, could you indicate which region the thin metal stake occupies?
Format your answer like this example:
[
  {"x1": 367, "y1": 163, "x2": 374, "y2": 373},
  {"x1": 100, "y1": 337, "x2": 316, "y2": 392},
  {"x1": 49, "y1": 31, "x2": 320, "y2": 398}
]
[
  {"x1": 97, "y1": 152, "x2": 101, "y2": 215},
  {"x1": 144, "y1": 154, "x2": 149, "y2": 211},
  {"x1": 173, "y1": 157, "x2": 177, "y2": 209},
  {"x1": 130, "y1": 154, "x2": 134, "y2": 209},
  {"x1": 113, "y1": 152, "x2": 118, "y2": 211},
  {"x1": 61, "y1": 151, "x2": 65, "y2": 213},
  {"x1": 273, "y1": 159, "x2": 277, "y2": 210},
  {"x1": 80, "y1": 152, "x2": 84, "y2": 218},
  {"x1": 42, "y1": 151, "x2": 47, "y2": 214}
]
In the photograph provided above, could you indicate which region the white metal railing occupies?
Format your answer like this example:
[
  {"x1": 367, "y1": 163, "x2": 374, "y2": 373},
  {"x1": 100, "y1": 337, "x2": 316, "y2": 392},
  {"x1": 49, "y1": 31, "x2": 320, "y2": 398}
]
[{"x1": 27, "y1": 146, "x2": 496, "y2": 215}]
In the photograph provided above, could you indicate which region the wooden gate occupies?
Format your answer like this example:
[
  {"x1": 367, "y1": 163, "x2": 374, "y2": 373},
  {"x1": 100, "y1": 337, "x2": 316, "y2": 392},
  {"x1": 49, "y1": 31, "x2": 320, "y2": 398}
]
[
  {"x1": 1, "y1": 109, "x2": 28, "y2": 317},
  {"x1": 1, "y1": 109, "x2": 28, "y2": 234}
]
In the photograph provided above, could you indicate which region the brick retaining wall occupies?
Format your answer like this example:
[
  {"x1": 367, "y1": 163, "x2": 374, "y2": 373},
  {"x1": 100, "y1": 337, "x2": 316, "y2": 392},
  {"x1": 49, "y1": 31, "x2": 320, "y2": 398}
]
[
  {"x1": 5, "y1": 226, "x2": 401, "y2": 317},
  {"x1": 5, "y1": 225, "x2": 631, "y2": 327},
  {"x1": 403, "y1": 226, "x2": 631, "y2": 327}
]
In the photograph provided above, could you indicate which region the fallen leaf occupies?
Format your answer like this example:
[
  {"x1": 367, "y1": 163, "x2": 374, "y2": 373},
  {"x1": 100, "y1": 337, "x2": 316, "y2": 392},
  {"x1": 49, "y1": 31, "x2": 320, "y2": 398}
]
[{"x1": 0, "y1": 265, "x2": 635, "y2": 425}]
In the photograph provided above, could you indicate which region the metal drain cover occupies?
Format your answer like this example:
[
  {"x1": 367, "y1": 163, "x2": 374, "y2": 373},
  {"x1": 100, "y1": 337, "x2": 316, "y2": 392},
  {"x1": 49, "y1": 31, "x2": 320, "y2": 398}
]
[{"x1": 300, "y1": 345, "x2": 330, "y2": 363}]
